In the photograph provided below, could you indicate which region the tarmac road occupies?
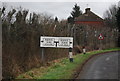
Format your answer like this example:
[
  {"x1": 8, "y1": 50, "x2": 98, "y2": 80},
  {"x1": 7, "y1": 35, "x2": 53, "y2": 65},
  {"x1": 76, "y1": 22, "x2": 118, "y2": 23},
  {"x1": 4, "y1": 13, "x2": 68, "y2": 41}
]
[{"x1": 76, "y1": 51, "x2": 119, "y2": 79}]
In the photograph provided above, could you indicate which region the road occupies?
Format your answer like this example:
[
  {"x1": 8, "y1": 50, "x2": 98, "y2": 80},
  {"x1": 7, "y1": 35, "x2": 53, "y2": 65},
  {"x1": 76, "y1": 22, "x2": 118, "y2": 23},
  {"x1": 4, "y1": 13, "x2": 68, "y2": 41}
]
[{"x1": 76, "y1": 51, "x2": 119, "y2": 79}]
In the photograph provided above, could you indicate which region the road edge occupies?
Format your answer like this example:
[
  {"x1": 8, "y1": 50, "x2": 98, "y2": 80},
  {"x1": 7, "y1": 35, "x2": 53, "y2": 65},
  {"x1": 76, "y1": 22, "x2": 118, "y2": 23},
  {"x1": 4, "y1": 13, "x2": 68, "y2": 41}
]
[{"x1": 72, "y1": 50, "x2": 119, "y2": 80}]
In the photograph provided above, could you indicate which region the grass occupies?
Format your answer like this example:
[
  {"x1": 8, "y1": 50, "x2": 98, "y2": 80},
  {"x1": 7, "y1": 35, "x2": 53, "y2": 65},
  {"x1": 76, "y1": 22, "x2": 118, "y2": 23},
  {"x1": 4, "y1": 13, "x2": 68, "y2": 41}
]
[{"x1": 17, "y1": 47, "x2": 120, "y2": 79}]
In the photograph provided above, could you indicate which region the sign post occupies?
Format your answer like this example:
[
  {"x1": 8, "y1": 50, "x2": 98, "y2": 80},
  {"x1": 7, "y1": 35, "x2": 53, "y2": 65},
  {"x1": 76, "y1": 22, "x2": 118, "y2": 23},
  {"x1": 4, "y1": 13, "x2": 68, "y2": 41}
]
[
  {"x1": 98, "y1": 33, "x2": 104, "y2": 50},
  {"x1": 40, "y1": 36, "x2": 73, "y2": 63},
  {"x1": 41, "y1": 47, "x2": 44, "y2": 63}
]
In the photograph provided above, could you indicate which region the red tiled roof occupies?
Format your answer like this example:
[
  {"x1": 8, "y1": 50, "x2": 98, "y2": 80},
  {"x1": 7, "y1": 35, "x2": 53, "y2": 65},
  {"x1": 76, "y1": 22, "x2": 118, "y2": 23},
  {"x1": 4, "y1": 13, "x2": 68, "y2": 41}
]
[{"x1": 75, "y1": 8, "x2": 104, "y2": 22}]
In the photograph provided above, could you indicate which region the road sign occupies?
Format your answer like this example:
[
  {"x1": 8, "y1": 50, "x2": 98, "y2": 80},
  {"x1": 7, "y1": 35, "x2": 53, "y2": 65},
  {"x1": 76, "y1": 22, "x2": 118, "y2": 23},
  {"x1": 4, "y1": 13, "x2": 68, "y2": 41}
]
[
  {"x1": 40, "y1": 36, "x2": 56, "y2": 47},
  {"x1": 98, "y1": 33, "x2": 104, "y2": 40},
  {"x1": 40, "y1": 36, "x2": 73, "y2": 48},
  {"x1": 57, "y1": 37, "x2": 73, "y2": 48}
]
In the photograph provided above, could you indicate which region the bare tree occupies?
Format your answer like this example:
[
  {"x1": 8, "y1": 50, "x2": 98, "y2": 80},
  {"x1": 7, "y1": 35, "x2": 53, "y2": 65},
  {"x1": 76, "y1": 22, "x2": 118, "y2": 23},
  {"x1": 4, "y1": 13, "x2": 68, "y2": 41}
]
[{"x1": 103, "y1": 4, "x2": 118, "y2": 28}]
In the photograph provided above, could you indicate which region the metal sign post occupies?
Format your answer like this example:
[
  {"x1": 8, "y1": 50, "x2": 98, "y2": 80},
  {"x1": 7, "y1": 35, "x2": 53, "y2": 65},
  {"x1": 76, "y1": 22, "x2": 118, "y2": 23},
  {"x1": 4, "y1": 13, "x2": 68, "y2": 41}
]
[
  {"x1": 99, "y1": 40, "x2": 102, "y2": 50},
  {"x1": 40, "y1": 36, "x2": 45, "y2": 63},
  {"x1": 40, "y1": 36, "x2": 73, "y2": 63},
  {"x1": 41, "y1": 47, "x2": 44, "y2": 63},
  {"x1": 98, "y1": 33, "x2": 104, "y2": 50}
]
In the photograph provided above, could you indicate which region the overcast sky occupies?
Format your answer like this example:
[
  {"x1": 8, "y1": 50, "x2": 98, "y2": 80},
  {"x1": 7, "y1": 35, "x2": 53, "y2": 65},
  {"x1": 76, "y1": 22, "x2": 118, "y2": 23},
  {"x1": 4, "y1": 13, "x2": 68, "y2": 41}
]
[{"x1": 1, "y1": 0, "x2": 120, "y2": 20}]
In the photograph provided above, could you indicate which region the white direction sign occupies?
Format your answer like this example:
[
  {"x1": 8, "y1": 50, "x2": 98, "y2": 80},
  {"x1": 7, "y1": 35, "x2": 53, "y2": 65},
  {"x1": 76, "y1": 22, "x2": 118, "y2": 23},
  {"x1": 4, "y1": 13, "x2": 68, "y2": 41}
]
[{"x1": 40, "y1": 36, "x2": 73, "y2": 48}]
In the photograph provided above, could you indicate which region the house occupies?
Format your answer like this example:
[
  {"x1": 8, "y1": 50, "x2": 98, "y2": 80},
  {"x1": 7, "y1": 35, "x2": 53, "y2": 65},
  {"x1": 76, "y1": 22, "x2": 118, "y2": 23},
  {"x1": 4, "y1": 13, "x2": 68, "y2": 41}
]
[{"x1": 74, "y1": 8, "x2": 105, "y2": 27}]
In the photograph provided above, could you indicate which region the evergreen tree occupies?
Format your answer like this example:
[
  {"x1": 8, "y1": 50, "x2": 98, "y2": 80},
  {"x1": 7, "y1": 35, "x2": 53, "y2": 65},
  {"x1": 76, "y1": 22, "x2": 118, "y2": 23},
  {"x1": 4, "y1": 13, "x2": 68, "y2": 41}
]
[
  {"x1": 71, "y1": 4, "x2": 82, "y2": 19},
  {"x1": 67, "y1": 16, "x2": 74, "y2": 24},
  {"x1": 55, "y1": 16, "x2": 58, "y2": 22},
  {"x1": 116, "y1": 7, "x2": 120, "y2": 47},
  {"x1": 2, "y1": 7, "x2": 5, "y2": 14},
  {"x1": 67, "y1": 3, "x2": 82, "y2": 24}
]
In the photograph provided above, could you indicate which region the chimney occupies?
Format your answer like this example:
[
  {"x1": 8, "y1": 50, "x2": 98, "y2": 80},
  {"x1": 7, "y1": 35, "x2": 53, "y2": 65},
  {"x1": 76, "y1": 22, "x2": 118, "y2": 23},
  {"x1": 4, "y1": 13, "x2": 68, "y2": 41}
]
[{"x1": 85, "y1": 8, "x2": 91, "y2": 13}]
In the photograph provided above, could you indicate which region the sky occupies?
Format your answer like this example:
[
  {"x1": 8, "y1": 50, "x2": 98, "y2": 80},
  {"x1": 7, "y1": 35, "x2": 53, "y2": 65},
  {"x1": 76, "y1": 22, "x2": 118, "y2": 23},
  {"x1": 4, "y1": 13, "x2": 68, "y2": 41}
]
[{"x1": 0, "y1": 0, "x2": 120, "y2": 20}]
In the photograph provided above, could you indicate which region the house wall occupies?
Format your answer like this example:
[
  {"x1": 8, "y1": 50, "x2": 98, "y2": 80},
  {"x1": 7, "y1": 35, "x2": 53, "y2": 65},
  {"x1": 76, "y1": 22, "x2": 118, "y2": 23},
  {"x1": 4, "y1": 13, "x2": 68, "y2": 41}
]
[{"x1": 75, "y1": 21, "x2": 105, "y2": 27}]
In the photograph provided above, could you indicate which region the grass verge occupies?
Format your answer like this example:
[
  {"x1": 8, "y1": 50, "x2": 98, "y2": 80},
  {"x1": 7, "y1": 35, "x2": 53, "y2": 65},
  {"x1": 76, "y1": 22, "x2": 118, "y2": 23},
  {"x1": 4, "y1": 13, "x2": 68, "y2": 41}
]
[{"x1": 17, "y1": 48, "x2": 120, "y2": 79}]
